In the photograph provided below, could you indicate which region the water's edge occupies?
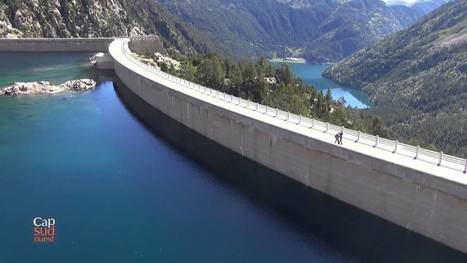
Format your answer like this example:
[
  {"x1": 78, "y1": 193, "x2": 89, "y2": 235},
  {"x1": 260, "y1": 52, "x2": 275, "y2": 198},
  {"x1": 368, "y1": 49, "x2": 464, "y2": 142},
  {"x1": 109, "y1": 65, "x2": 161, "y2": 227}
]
[{"x1": 275, "y1": 62, "x2": 370, "y2": 108}]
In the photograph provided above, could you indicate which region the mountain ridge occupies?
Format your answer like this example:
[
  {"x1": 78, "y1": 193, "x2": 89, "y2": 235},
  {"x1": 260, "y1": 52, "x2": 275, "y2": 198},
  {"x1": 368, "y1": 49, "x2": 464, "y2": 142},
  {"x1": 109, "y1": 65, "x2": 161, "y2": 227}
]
[
  {"x1": 159, "y1": 0, "x2": 449, "y2": 62},
  {"x1": 324, "y1": 0, "x2": 467, "y2": 156}
]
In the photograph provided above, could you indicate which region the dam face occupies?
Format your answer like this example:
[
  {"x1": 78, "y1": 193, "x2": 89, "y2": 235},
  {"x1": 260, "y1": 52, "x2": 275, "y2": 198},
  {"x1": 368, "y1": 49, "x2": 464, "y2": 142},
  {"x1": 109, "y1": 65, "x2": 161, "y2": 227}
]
[{"x1": 108, "y1": 38, "x2": 467, "y2": 254}]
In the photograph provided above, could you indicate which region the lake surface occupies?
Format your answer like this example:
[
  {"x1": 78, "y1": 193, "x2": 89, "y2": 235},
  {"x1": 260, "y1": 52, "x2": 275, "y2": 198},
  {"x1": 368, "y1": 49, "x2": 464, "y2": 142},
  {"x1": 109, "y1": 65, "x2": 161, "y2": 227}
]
[
  {"x1": 275, "y1": 62, "x2": 370, "y2": 109},
  {"x1": 0, "y1": 53, "x2": 465, "y2": 263}
]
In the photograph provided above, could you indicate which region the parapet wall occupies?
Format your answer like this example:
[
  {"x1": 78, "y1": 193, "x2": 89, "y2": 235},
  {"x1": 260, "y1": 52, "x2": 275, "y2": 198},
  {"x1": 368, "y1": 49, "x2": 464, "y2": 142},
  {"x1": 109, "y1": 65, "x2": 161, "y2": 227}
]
[
  {"x1": 0, "y1": 38, "x2": 115, "y2": 52},
  {"x1": 109, "y1": 39, "x2": 467, "y2": 254}
]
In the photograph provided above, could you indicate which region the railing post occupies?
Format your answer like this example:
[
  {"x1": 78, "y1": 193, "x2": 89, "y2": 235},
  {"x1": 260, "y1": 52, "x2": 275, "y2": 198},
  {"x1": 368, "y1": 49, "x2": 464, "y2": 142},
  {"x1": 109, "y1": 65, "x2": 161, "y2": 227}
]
[
  {"x1": 325, "y1": 122, "x2": 329, "y2": 133},
  {"x1": 299, "y1": 115, "x2": 302, "y2": 124},
  {"x1": 265, "y1": 106, "x2": 268, "y2": 113},
  {"x1": 464, "y1": 159, "x2": 467, "y2": 174},
  {"x1": 375, "y1": 135, "x2": 379, "y2": 147},
  {"x1": 246, "y1": 100, "x2": 250, "y2": 108},
  {"x1": 415, "y1": 146, "x2": 420, "y2": 160},
  {"x1": 286, "y1": 111, "x2": 290, "y2": 121},
  {"x1": 256, "y1": 103, "x2": 259, "y2": 111},
  {"x1": 394, "y1": 140, "x2": 398, "y2": 153},
  {"x1": 438, "y1": 152, "x2": 443, "y2": 166},
  {"x1": 357, "y1": 131, "x2": 361, "y2": 142},
  {"x1": 311, "y1": 118, "x2": 315, "y2": 128}
]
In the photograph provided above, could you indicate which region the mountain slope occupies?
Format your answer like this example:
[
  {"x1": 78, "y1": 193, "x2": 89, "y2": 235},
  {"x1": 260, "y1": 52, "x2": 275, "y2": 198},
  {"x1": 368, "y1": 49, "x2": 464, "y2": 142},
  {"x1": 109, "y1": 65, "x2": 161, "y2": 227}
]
[
  {"x1": 324, "y1": 0, "x2": 467, "y2": 156},
  {"x1": 0, "y1": 0, "x2": 225, "y2": 55},
  {"x1": 389, "y1": 0, "x2": 451, "y2": 27},
  {"x1": 159, "y1": 0, "x2": 446, "y2": 62},
  {"x1": 306, "y1": 0, "x2": 403, "y2": 62}
]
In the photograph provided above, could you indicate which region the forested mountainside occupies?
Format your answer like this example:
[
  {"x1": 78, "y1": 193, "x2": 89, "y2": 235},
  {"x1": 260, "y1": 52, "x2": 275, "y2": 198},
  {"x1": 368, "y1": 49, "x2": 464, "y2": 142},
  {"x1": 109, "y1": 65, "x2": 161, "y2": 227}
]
[
  {"x1": 0, "y1": 0, "x2": 225, "y2": 55},
  {"x1": 159, "y1": 0, "x2": 447, "y2": 62},
  {"x1": 324, "y1": 0, "x2": 467, "y2": 156}
]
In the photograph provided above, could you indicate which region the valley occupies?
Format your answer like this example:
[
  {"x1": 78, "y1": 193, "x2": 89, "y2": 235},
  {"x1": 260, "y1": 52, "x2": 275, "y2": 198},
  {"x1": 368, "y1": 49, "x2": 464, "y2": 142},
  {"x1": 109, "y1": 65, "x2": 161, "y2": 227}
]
[{"x1": 158, "y1": 0, "x2": 449, "y2": 62}]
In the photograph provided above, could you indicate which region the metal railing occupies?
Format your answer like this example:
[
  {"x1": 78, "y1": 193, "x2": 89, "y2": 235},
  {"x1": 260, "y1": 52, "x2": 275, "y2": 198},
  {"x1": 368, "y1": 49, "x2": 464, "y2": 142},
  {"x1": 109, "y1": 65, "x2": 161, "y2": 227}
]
[{"x1": 118, "y1": 39, "x2": 467, "y2": 174}]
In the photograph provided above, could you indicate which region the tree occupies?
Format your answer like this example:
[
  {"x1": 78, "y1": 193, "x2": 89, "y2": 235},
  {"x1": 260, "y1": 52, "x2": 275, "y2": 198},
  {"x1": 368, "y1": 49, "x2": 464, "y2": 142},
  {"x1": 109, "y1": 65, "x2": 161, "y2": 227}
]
[{"x1": 197, "y1": 57, "x2": 225, "y2": 89}]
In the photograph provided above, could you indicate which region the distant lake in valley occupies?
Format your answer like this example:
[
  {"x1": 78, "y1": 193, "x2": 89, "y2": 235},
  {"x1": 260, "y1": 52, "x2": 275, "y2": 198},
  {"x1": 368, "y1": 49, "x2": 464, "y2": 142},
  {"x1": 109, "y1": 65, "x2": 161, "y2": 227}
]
[{"x1": 273, "y1": 62, "x2": 370, "y2": 109}]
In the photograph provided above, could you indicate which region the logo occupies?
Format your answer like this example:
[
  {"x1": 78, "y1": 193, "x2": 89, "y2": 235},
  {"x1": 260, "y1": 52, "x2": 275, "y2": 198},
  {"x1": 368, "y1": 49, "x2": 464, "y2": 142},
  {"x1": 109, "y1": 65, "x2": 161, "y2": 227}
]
[{"x1": 33, "y1": 217, "x2": 56, "y2": 243}]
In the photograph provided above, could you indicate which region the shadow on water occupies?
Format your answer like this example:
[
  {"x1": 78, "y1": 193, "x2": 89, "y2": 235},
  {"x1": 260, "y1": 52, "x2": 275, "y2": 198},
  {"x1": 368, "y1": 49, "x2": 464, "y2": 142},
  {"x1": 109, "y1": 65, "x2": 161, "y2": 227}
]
[{"x1": 112, "y1": 78, "x2": 467, "y2": 263}]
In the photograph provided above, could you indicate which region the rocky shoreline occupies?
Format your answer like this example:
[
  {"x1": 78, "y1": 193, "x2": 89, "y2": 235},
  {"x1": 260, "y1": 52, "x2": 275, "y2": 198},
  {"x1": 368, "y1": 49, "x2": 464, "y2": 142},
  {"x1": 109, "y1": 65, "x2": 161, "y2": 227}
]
[{"x1": 0, "y1": 79, "x2": 96, "y2": 96}]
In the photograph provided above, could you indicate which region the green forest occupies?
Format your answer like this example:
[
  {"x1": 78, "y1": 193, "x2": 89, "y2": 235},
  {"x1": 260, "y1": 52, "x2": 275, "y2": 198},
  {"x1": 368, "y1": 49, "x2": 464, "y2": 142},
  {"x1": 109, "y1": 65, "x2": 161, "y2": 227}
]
[
  {"x1": 147, "y1": 52, "x2": 389, "y2": 138},
  {"x1": 324, "y1": 0, "x2": 466, "y2": 157}
]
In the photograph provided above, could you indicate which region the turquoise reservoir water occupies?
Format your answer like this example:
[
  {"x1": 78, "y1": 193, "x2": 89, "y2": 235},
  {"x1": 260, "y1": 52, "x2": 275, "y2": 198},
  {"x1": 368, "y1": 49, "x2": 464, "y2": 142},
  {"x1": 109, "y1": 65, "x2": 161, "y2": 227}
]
[
  {"x1": 274, "y1": 62, "x2": 370, "y2": 109},
  {"x1": 0, "y1": 53, "x2": 465, "y2": 262},
  {"x1": 0, "y1": 52, "x2": 93, "y2": 87}
]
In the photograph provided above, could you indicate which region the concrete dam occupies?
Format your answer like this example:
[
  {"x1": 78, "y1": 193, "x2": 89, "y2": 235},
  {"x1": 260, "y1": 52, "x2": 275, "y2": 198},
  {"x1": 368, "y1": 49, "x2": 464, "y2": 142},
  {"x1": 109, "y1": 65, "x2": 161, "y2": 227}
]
[
  {"x1": 1, "y1": 37, "x2": 466, "y2": 254},
  {"x1": 0, "y1": 38, "x2": 115, "y2": 52},
  {"x1": 108, "y1": 38, "x2": 467, "y2": 254}
]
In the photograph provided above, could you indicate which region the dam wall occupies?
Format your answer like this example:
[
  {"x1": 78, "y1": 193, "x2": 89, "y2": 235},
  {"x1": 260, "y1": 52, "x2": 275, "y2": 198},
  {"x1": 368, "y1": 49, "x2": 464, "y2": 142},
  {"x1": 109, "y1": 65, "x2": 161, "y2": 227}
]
[
  {"x1": 109, "y1": 38, "x2": 467, "y2": 254},
  {"x1": 0, "y1": 38, "x2": 115, "y2": 52},
  {"x1": 129, "y1": 36, "x2": 167, "y2": 56}
]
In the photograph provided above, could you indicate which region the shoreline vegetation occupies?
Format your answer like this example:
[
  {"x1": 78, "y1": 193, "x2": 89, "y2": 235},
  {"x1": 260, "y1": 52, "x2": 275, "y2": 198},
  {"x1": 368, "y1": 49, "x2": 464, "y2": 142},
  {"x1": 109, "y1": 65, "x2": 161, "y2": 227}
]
[
  {"x1": 268, "y1": 61, "x2": 370, "y2": 109},
  {"x1": 137, "y1": 52, "x2": 390, "y2": 138}
]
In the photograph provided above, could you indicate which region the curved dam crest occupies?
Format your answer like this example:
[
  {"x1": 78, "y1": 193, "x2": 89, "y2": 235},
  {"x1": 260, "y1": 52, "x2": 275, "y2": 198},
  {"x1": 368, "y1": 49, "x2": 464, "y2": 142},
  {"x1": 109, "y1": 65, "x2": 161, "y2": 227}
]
[{"x1": 107, "y1": 38, "x2": 467, "y2": 254}]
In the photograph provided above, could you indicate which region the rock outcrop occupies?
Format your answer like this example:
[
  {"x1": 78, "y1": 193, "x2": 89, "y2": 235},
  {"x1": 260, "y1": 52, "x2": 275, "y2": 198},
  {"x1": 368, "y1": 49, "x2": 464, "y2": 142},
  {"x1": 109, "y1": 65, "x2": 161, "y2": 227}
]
[
  {"x1": 0, "y1": 0, "x2": 224, "y2": 56},
  {"x1": 62, "y1": 79, "x2": 96, "y2": 91},
  {"x1": 0, "y1": 79, "x2": 96, "y2": 96}
]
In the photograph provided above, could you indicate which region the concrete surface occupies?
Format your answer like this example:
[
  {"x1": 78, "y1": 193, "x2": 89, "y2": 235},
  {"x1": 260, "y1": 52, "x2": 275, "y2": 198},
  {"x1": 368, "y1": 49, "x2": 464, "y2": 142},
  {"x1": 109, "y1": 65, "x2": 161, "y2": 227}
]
[
  {"x1": 0, "y1": 38, "x2": 114, "y2": 52},
  {"x1": 109, "y1": 38, "x2": 467, "y2": 254}
]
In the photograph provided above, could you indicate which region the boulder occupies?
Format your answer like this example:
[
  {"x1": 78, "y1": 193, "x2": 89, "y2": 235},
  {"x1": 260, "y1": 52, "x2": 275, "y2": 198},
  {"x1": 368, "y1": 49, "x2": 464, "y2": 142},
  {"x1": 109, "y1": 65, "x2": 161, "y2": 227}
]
[{"x1": 63, "y1": 79, "x2": 96, "y2": 91}]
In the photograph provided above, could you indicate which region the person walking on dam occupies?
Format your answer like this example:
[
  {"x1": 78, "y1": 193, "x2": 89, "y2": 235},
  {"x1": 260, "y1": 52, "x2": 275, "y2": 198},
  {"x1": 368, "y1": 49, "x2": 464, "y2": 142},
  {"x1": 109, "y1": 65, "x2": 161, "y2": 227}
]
[
  {"x1": 339, "y1": 131, "x2": 344, "y2": 145},
  {"x1": 335, "y1": 133, "x2": 340, "y2": 144}
]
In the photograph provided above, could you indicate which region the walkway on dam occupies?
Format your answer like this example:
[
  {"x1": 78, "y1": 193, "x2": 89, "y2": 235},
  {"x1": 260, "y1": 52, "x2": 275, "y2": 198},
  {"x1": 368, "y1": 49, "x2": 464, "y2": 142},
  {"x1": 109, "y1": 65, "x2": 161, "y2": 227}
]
[{"x1": 109, "y1": 38, "x2": 467, "y2": 184}]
